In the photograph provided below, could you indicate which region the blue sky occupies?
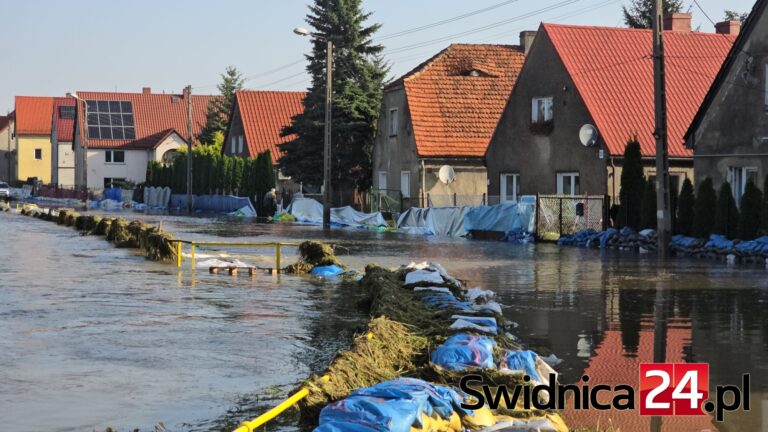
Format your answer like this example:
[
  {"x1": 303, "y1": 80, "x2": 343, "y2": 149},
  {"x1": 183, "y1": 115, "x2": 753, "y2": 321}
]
[{"x1": 2, "y1": 0, "x2": 755, "y2": 112}]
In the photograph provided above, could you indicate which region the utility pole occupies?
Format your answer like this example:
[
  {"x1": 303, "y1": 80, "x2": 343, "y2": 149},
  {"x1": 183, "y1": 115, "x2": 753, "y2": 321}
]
[
  {"x1": 653, "y1": 0, "x2": 672, "y2": 258},
  {"x1": 6, "y1": 110, "x2": 10, "y2": 183},
  {"x1": 323, "y1": 39, "x2": 333, "y2": 228},
  {"x1": 185, "y1": 85, "x2": 193, "y2": 216}
]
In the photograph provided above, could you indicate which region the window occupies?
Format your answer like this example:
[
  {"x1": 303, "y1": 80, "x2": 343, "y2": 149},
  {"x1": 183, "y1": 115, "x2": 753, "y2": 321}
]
[
  {"x1": 557, "y1": 172, "x2": 580, "y2": 195},
  {"x1": 34, "y1": 148, "x2": 42, "y2": 160},
  {"x1": 647, "y1": 173, "x2": 683, "y2": 195},
  {"x1": 103, "y1": 177, "x2": 126, "y2": 189},
  {"x1": 105, "y1": 150, "x2": 125, "y2": 164},
  {"x1": 729, "y1": 166, "x2": 758, "y2": 202},
  {"x1": 60, "y1": 106, "x2": 75, "y2": 119},
  {"x1": 389, "y1": 109, "x2": 398, "y2": 136},
  {"x1": 85, "y1": 100, "x2": 135, "y2": 140},
  {"x1": 531, "y1": 97, "x2": 553, "y2": 123},
  {"x1": 238, "y1": 136, "x2": 244, "y2": 154},
  {"x1": 400, "y1": 171, "x2": 411, "y2": 198},
  {"x1": 378, "y1": 171, "x2": 388, "y2": 190},
  {"x1": 500, "y1": 173, "x2": 520, "y2": 203}
]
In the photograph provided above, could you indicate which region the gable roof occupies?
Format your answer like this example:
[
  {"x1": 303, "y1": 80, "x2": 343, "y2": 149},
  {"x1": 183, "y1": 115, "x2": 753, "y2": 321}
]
[
  {"x1": 76, "y1": 91, "x2": 217, "y2": 149},
  {"x1": 15, "y1": 96, "x2": 54, "y2": 135},
  {"x1": 396, "y1": 43, "x2": 526, "y2": 158},
  {"x1": 543, "y1": 23, "x2": 735, "y2": 158},
  {"x1": 53, "y1": 97, "x2": 75, "y2": 142},
  {"x1": 685, "y1": 0, "x2": 767, "y2": 144},
  {"x1": 233, "y1": 90, "x2": 305, "y2": 163}
]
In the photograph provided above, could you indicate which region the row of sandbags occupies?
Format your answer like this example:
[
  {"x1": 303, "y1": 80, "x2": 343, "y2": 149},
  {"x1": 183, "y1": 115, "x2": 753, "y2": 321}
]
[
  {"x1": 671, "y1": 234, "x2": 768, "y2": 262},
  {"x1": 557, "y1": 227, "x2": 658, "y2": 251}
]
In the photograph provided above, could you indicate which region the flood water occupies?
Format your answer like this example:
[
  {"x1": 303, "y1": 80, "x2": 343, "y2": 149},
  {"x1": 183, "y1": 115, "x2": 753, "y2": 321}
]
[{"x1": 2, "y1": 211, "x2": 768, "y2": 431}]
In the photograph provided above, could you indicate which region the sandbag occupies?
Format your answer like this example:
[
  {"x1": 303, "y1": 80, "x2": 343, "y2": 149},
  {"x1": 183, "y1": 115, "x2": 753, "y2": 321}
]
[
  {"x1": 430, "y1": 333, "x2": 496, "y2": 371},
  {"x1": 310, "y1": 265, "x2": 344, "y2": 277}
]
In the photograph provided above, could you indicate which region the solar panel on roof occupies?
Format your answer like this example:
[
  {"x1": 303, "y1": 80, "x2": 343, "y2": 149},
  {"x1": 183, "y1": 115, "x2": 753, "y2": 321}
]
[{"x1": 85, "y1": 100, "x2": 135, "y2": 140}]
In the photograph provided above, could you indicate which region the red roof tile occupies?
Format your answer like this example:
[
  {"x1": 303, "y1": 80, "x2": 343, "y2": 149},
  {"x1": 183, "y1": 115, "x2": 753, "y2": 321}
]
[
  {"x1": 15, "y1": 96, "x2": 54, "y2": 135},
  {"x1": 53, "y1": 97, "x2": 75, "y2": 142},
  {"x1": 399, "y1": 44, "x2": 525, "y2": 158},
  {"x1": 127, "y1": 128, "x2": 184, "y2": 150},
  {"x1": 234, "y1": 90, "x2": 305, "y2": 163},
  {"x1": 77, "y1": 91, "x2": 218, "y2": 149},
  {"x1": 543, "y1": 24, "x2": 735, "y2": 158}
]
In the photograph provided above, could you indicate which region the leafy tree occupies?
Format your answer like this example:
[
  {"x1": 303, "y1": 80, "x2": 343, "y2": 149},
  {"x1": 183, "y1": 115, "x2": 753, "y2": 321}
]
[
  {"x1": 676, "y1": 178, "x2": 695, "y2": 235},
  {"x1": 724, "y1": 10, "x2": 748, "y2": 22},
  {"x1": 714, "y1": 181, "x2": 739, "y2": 238},
  {"x1": 623, "y1": 0, "x2": 683, "y2": 29},
  {"x1": 692, "y1": 178, "x2": 716, "y2": 238},
  {"x1": 640, "y1": 179, "x2": 657, "y2": 229},
  {"x1": 618, "y1": 137, "x2": 645, "y2": 229},
  {"x1": 279, "y1": 0, "x2": 387, "y2": 192},
  {"x1": 738, "y1": 181, "x2": 762, "y2": 240},
  {"x1": 199, "y1": 67, "x2": 244, "y2": 145},
  {"x1": 762, "y1": 175, "x2": 768, "y2": 235}
]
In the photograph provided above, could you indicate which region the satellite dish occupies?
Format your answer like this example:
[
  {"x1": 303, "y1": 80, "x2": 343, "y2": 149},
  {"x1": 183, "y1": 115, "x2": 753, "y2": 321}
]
[
  {"x1": 438, "y1": 165, "x2": 456, "y2": 184},
  {"x1": 579, "y1": 124, "x2": 598, "y2": 147}
]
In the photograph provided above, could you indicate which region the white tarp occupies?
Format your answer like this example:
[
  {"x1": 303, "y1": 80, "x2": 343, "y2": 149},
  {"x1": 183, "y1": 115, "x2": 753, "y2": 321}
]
[
  {"x1": 463, "y1": 199, "x2": 535, "y2": 234},
  {"x1": 285, "y1": 198, "x2": 387, "y2": 227},
  {"x1": 143, "y1": 186, "x2": 171, "y2": 208},
  {"x1": 396, "y1": 206, "x2": 472, "y2": 237}
]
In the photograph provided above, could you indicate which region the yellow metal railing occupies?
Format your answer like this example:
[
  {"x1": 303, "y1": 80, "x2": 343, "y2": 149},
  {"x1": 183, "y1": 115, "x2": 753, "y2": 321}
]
[{"x1": 170, "y1": 241, "x2": 300, "y2": 273}]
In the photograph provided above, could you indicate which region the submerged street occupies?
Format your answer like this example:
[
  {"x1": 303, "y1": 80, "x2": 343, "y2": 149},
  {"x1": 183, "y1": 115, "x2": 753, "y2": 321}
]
[{"x1": 2, "y1": 211, "x2": 767, "y2": 431}]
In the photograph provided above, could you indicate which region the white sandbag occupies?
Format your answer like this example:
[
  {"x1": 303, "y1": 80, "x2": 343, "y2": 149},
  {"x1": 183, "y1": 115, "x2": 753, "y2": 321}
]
[
  {"x1": 478, "y1": 418, "x2": 562, "y2": 432},
  {"x1": 413, "y1": 286, "x2": 452, "y2": 294},
  {"x1": 405, "y1": 269, "x2": 444, "y2": 285},
  {"x1": 449, "y1": 315, "x2": 498, "y2": 334},
  {"x1": 472, "y1": 301, "x2": 503, "y2": 314},
  {"x1": 465, "y1": 287, "x2": 495, "y2": 302}
]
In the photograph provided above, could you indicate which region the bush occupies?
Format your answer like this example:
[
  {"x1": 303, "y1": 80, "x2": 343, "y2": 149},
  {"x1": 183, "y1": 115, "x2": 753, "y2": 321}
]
[
  {"x1": 640, "y1": 179, "x2": 657, "y2": 229},
  {"x1": 738, "y1": 181, "x2": 762, "y2": 240},
  {"x1": 676, "y1": 178, "x2": 695, "y2": 236},
  {"x1": 618, "y1": 137, "x2": 645, "y2": 229},
  {"x1": 714, "y1": 181, "x2": 739, "y2": 238},
  {"x1": 692, "y1": 178, "x2": 716, "y2": 238},
  {"x1": 762, "y1": 175, "x2": 768, "y2": 235}
]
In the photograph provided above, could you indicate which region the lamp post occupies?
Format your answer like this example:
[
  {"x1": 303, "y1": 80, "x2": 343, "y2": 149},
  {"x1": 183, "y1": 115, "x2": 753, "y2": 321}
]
[
  {"x1": 294, "y1": 27, "x2": 333, "y2": 228},
  {"x1": 71, "y1": 93, "x2": 89, "y2": 196}
]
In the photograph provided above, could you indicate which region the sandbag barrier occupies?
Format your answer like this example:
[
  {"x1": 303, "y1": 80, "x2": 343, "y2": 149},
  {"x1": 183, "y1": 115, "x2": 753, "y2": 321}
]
[
  {"x1": 235, "y1": 260, "x2": 568, "y2": 432},
  {"x1": 7, "y1": 203, "x2": 177, "y2": 262}
]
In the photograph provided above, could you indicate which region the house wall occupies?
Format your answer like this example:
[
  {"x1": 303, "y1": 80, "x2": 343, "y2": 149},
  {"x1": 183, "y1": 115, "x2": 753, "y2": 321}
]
[
  {"x1": 85, "y1": 149, "x2": 148, "y2": 189},
  {"x1": 0, "y1": 121, "x2": 14, "y2": 183},
  {"x1": 690, "y1": 8, "x2": 768, "y2": 192},
  {"x1": 57, "y1": 141, "x2": 75, "y2": 187},
  {"x1": 486, "y1": 30, "x2": 607, "y2": 198},
  {"x1": 17, "y1": 135, "x2": 52, "y2": 183},
  {"x1": 226, "y1": 106, "x2": 247, "y2": 157},
  {"x1": 606, "y1": 160, "x2": 693, "y2": 204},
  {"x1": 151, "y1": 134, "x2": 185, "y2": 162}
]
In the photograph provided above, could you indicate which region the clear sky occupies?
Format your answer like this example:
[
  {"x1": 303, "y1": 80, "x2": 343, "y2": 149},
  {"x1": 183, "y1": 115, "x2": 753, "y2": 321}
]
[{"x1": 1, "y1": 0, "x2": 755, "y2": 112}]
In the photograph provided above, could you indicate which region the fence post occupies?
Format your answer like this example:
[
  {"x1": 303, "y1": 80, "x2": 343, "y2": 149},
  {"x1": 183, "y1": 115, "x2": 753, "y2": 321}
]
[
  {"x1": 176, "y1": 242, "x2": 182, "y2": 268},
  {"x1": 559, "y1": 198, "x2": 563, "y2": 235},
  {"x1": 535, "y1": 193, "x2": 541, "y2": 238},
  {"x1": 427, "y1": 193, "x2": 430, "y2": 208},
  {"x1": 190, "y1": 243, "x2": 196, "y2": 270},
  {"x1": 275, "y1": 243, "x2": 282, "y2": 273},
  {"x1": 453, "y1": 193, "x2": 457, "y2": 206},
  {"x1": 482, "y1": 193, "x2": 486, "y2": 206},
  {"x1": 603, "y1": 194, "x2": 610, "y2": 231}
]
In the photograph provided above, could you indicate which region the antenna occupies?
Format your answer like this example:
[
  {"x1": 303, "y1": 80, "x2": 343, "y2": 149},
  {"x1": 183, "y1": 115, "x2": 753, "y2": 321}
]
[
  {"x1": 438, "y1": 165, "x2": 455, "y2": 184},
  {"x1": 579, "y1": 124, "x2": 598, "y2": 147}
]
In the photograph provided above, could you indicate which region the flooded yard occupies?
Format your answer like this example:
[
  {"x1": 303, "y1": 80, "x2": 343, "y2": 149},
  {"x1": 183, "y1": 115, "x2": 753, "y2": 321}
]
[{"x1": 2, "y1": 211, "x2": 768, "y2": 431}]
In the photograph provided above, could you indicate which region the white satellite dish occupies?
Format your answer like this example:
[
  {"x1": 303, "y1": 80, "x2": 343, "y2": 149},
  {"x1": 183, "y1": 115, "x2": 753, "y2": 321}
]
[
  {"x1": 579, "y1": 124, "x2": 598, "y2": 147},
  {"x1": 438, "y1": 165, "x2": 456, "y2": 184}
]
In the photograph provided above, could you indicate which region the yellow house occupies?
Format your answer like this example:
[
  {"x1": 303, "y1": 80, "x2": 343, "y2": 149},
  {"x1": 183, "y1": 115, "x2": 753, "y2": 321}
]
[{"x1": 15, "y1": 96, "x2": 54, "y2": 184}]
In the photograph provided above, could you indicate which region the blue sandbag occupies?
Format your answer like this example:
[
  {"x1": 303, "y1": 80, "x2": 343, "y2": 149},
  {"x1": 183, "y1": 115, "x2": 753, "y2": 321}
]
[
  {"x1": 430, "y1": 333, "x2": 496, "y2": 371},
  {"x1": 310, "y1": 265, "x2": 344, "y2": 277},
  {"x1": 705, "y1": 234, "x2": 734, "y2": 251},
  {"x1": 504, "y1": 350, "x2": 541, "y2": 381},
  {"x1": 671, "y1": 234, "x2": 704, "y2": 248},
  {"x1": 735, "y1": 236, "x2": 768, "y2": 254},
  {"x1": 419, "y1": 293, "x2": 475, "y2": 312}
]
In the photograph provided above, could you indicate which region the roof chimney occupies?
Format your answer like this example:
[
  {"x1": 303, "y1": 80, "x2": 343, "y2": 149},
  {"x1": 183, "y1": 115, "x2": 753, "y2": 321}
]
[
  {"x1": 519, "y1": 30, "x2": 537, "y2": 55},
  {"x1": 664, "y1": 13, "x2": 692, "y2": 32},
  {"x1": 142, "y1": 87, "x2": 151, "y2": 94},
  {"x1": 715, "y1": 20, "x2": 741, "y2": 35}
]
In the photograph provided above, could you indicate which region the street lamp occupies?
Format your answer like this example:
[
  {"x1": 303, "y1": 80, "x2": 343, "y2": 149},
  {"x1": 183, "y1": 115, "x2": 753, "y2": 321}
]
[
  {"x1": 70, "y1": 93, "x2": 89, "y2": 196},
  {"x1": 294, "y1": 27, "x2": 333, "y2": 228}
]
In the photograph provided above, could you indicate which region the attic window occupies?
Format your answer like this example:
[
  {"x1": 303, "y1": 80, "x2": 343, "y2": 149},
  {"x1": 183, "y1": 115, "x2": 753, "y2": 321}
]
[{"x1": 459, "y1": 69, "x2": 491, "y2": 77}]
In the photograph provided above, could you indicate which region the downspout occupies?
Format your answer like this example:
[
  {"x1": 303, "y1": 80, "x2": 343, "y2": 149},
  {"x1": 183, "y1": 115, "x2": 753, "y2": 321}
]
[
  {"x1": 421, "y1": 159, "x2": 426, "y2": 208},
  {"x1": 609, "y1": 156, "x2": 617, "y2": 205}
]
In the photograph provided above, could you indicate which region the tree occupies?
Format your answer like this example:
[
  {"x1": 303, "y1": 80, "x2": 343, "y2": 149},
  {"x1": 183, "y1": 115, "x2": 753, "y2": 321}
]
[
  {"x1": 724, "y1": 10, "x2": 749, "y2": 22},
  {"x1": 640, "y1": 179, "x2": 657, "y2": 229},
  {"x1": 676, "y1": 178, "x2": 695, "y2": 236},
  {"x1": 762, "y1": 175, "x2": 768, "y2": 235},
  {"x1": 198, "y1": 66, "x2": 244, "y2": 145},
  {"x1": 618, "y1": 137, "x2": 645, "y2": 229},
  {"x1": 279, "y1": 0, "x2": 387, "y2": 193},
  {"x1": 738, "y1": 181, "x2": 762, "y2": 240},
  {"x1": 714, "y1": 181, "x2": 739, "y2": 238},
  {"x1": 692, "y1": 178, "x2": 716, "y2": 238},
  {"x1": 622, "y1": 0, "x2": 683, "y2": 29}
]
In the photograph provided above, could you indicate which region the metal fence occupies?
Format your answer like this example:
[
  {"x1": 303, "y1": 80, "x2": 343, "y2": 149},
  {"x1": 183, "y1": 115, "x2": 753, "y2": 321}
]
[
  {"x1": 36, "y1": 185, "x2": 88, "y2": 201},
  {"x1": 535, "y1": 194, "x2": 607, "y2": 237},
  {"x1": 369, "y1": 189, "x2": 403, "y2": 213}
]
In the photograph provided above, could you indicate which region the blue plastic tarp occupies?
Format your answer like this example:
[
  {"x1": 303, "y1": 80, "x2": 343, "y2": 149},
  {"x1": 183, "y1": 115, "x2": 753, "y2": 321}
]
[
  {"x1": 286, "y1": 198, "x2": 387, "y2": 227},
  {"x1": 705, "y1": 234, "x2": 734, "y2": 250},
  {"x1": 396, "y1": 206, "x2": 472, "y2": 237},
  {"x1": 430, "y1": 333, "x2": 496, "y2": 371},
  {"x1": 311, "y1": 265, "x2": 344, "y2": 277},
  {"x1": 419, "y1": 293, "x2": 474, "y2": 312},
  {"x1": 169, "y1": 194, "x2": 255, "y2": 214},
  {"x1": 735, "y1": 236, "x2": 768, "y2": 254},
  {"x1": 464, "y1": 201, "x2": 535, "y2": 235},
  {"x1": 504, "y1": 350, "x2": 541, "y2": 381}
]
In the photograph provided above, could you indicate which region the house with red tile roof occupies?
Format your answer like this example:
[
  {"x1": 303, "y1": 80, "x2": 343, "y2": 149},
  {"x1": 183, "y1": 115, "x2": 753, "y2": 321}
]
[
  {"x1": 72, "y1": 88, "x2": 218, "y2": 190},
  {"x1": 372, "y1": 39, "x2": 530, "y2": 208},
  {"x1": 14, "y1": 96, "x2": 55, "y2": 184},
  {"x1": 224, "y1": 90, "x2": 305, "y2": 190},
  {"x1": 0, "y1": 112, "x2": 14, "y2": 183},
  {"x1": 685, "y1": 0, "x2": 767, "y2": 203},
  {"x1": 485, "y1": 14, "x2": 735, "y2": 208},
  {"x1": 51, "y1": 97, "x2": 76, "y2": 187}
]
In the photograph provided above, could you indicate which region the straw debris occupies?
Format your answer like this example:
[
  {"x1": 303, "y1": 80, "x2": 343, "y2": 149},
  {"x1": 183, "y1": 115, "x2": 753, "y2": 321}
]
[{"x1": 283, "y1": 241, "x2": 342, "y2": 274}]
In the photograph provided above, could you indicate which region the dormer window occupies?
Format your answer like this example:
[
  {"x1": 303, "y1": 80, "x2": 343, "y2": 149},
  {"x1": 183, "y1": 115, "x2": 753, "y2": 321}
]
[{"x1": 469, "y1": 70, "x2": 481, "y2": 77}]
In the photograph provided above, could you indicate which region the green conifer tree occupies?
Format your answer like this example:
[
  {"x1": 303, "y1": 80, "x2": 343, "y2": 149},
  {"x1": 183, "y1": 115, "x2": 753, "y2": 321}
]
[
  {"x1": 618, "y1": 137, "x2": 645, "y2": 229},
  {"x1": 738, "y1": 181, "x2": 762, "y2": 240},
  {"x1": 692, "y1": 178, "x2": 717, "y2": 238},
  {"x1": 199, "y1": 67, "x2": 244, "y2": 145},
  {"x1": 623, "y1": 0, "x2": 683, "y2": 28},
  {"x1": 713, "y1": 181, "x2": 739, "y2": 238},
  {"x1": 640, "y1": 179, "x2": 657, "y2": 230},
  {"x1": 676, "y1": 178, "x2": 695, "y2": 236}
]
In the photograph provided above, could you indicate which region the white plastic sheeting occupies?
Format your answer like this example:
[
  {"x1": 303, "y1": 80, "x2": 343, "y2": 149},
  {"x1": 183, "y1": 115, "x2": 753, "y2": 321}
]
[
  {"x1": 404, "y1": 269, "x2": 445, "y2": 285},
  {"x1": 170, "y1": 194, "x2": 255, "y2": 214},
  {"x1": 396, "y1": 206, "x2": 473, "y2": 237},
  {"x1": 285, "y1": 198, "x2": 388, "y2": 227},
  {"x1": 143, "y1": 187, "x2": 172, "y2": 208},
  {"x1": 463, "y1": 198, "x2": 535, "y2": 234}
]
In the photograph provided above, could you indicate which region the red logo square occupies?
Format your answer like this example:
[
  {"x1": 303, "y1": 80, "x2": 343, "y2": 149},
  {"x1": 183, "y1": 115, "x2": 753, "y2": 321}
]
[
  {"x1": 640, "y1": 363, "x2": 709, "y2": 416},
  {"x1": 640, "y1": 363, "x2": 674, "y2": 416}
]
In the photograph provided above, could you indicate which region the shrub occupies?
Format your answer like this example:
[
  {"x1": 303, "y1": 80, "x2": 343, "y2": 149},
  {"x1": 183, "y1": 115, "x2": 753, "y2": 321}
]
[
  {"x1": 713, "y1": 181, "x2": 739, "y2": 238},
  {"x1": 640, "y1": 179, "x2": 657, "y2": 230},
  {"x1": 738, "y1": 181, "x2": 762, "y2": 240},
  {"x1": 618, "y1": 137, "x2": 645, "y2": 229},
  {"x1": 692, "y1": 178, "x2": 716, "y2": 238},
  {"x1": 676, "y1": 178, "x2": 695, "y2": 236}
]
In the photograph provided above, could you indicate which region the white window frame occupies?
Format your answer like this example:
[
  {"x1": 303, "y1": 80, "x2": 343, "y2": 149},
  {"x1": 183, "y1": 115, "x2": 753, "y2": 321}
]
[
  {"x1": 500, "y1": 173, "x2": 520, "y2": 203},
  {"x1": 531, "y1": 96, "x2": 553, "y2": 123},
  {"x1": 105, "y1": 150, "x2": 125, "y2": 165},
  {"x1": 728, "y1": 166, "x2": 758, "y2": 202},
  {"x1": 378, "y1": 171, "x2": 388, "y2": 190},
  {"x1": 34, "y1": 148, "x2": 42, "y2": 160},
  {"x1": 400, "y1": 171, "x2": 411, "y2": 198},
  {"x1": 389, "y1": 109, "x2": 398, "y2": 136},
  {"x1": 557, "y1": 172, "x2": 580, "y2": 196}
]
